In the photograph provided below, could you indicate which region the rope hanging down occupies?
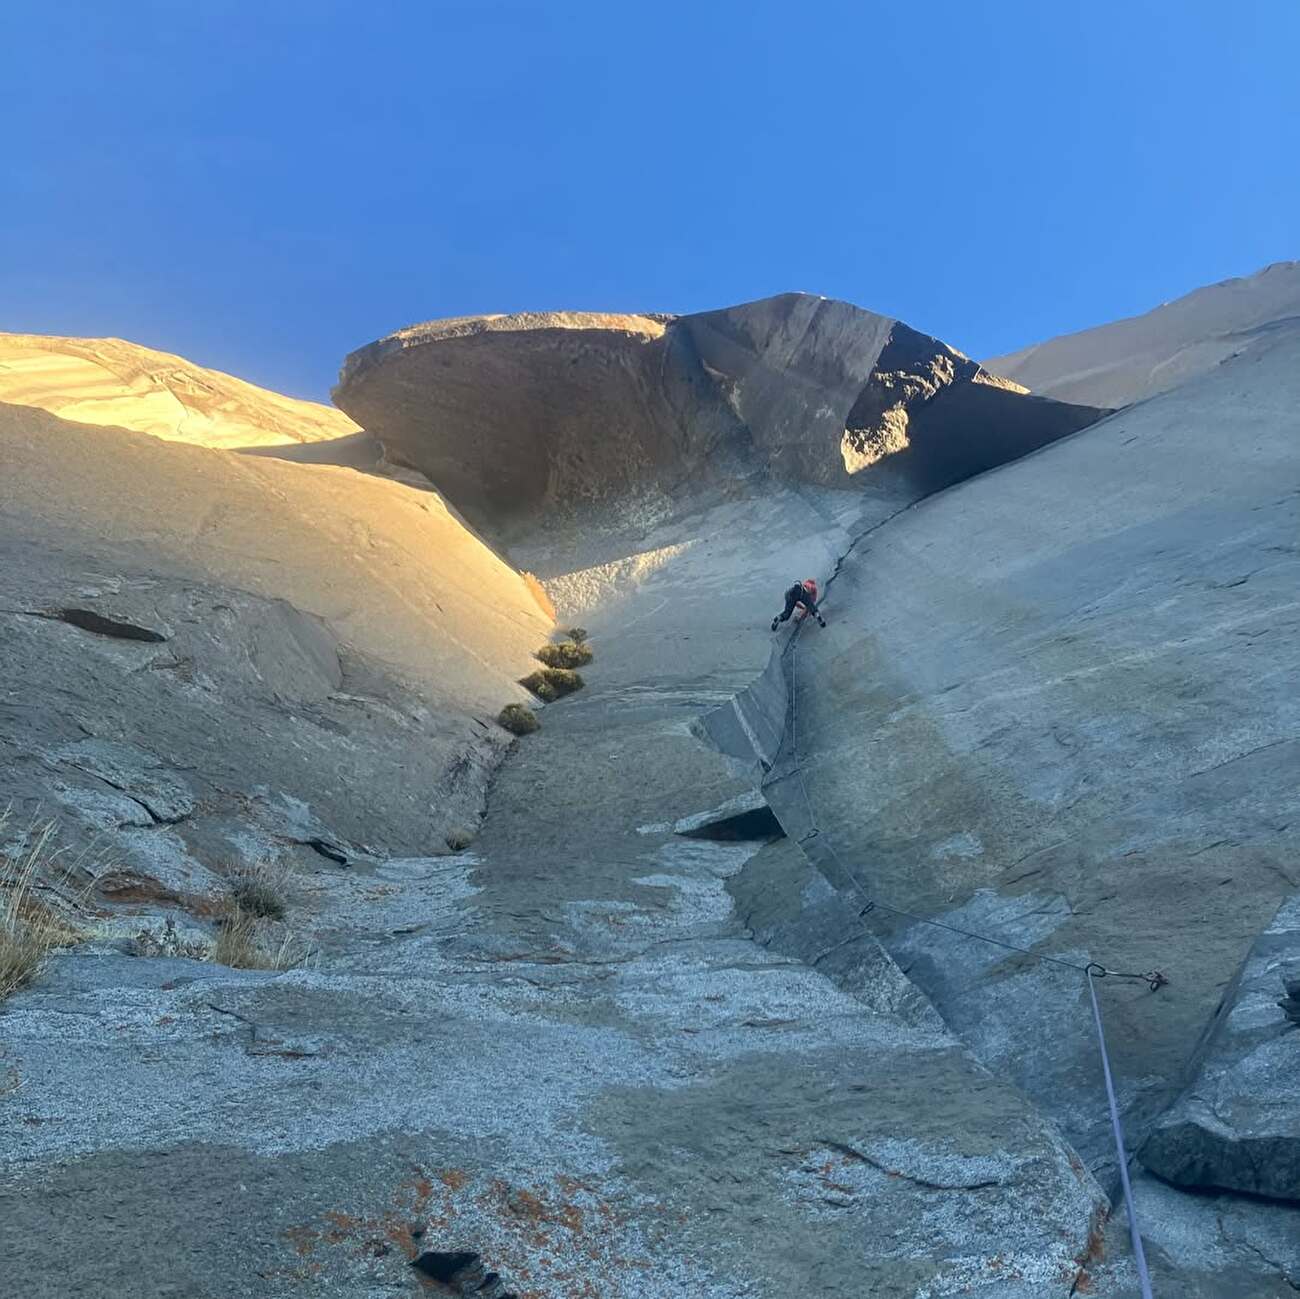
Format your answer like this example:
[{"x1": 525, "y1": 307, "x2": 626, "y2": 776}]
[
  {"x1": 782, "y1": 614, "x2": 1160, "y2": 1297},
  {"x1": 1088, "y1": 970, "x2": 1156, "y2": 1298}
]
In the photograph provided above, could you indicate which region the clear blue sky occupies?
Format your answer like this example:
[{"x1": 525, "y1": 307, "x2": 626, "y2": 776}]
[{"x1": 3, "y1": 1, "x2": 1297, "y2": 400}]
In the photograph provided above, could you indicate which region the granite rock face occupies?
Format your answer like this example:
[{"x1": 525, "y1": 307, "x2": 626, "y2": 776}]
[
  {"x1": 1, "y1": 482, "x2": 1113, "y2": 1299},
  {"x1": 2, "y1": 305, "x2": 1122, "y2": 1297},
  {"x1": 1141, "y1": 894, "x2": 1300, "y2": 1200},
  {"x1": 7, "y1": 286, "x2": 1299, "y2": 1297},
  {"x1": 753, "y1": 329, "x2": 1300, "y2": 1274},
  {"x1": 0, "y1": 396, "x2": 551, "y2": 931}
]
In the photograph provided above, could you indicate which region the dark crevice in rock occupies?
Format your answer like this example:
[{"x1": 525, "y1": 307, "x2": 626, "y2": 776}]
[
  {"x1": 304, "y1": 837, "x2": 350, "y2": 865},
  {"x1": 678, "y1": 804, "x2": 784, "y2": 841},
  {"x1": 122, "y1": 793, "x2": 172, "y2": 826},
  {"x1": 411, "y1": 1248, "x2": 518, "y2": 1297},
  {"x1": 40, "y1": 607, "x2": 168, "y2": 642}
]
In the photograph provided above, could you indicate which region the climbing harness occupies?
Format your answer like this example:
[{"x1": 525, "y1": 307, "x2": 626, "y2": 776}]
[{"x1": 782, "y1": 615, "x2": 1161, "y2": 1297}]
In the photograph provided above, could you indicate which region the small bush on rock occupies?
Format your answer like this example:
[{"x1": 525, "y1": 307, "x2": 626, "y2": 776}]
[
  {"x1": 567, "y1": 627, "x2": 588, "y2": 644},
  {"x1": 498, "y1": 703, "x2": 539, "y2": 735},
  {"x1": 520, "y1": 667, "x2": 584, "y2": 700},
  {"x1": 536, "y1": 640, "x2": 593, "y2": 669},
  {"x1": 445, "y1": 828, "x2": 474, "y2": 851},
  {"x1": 230, "y1": 862, "x2": 289, "y2": 921}
]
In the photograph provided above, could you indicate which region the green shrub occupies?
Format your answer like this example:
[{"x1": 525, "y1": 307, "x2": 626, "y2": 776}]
[
  {"x1": 520, "y1": 667, "x2": 584, "y2": 700},
  {"x1": 567, "y1": 627, "x2": 588, "y2": 644},
  {"x1": 520, "y1": 673, "x2": 557, "y2": 702},
  {"x1": 536, "y1": 640, "x2": 593, "y2": 669},
  {"x1": 498, "y1": 703, "x2": 539, "y2": 735}
]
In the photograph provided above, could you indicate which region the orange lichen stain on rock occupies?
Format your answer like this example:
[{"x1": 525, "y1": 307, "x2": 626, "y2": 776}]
[
  {"x1": 1070, "y1": 1206, "x2": 1109, "y2": 1293},
  {"x1": 508, "y1": 1188, "x2": 548, "y2": 1221},
  {"x1": 323, "y1": 1210, "x2": 359, "y2": 1244},
  {"x1": 285, "y1": 1167, "x2": 663, "y2": 1296},
  {"x1": 281, "y1": 1164, "x2": 447, "y2": 1276},
  {"x1": 284, "y1": 1226, "x2": 318, "y2": 1258},
  {"x1": 400, "y1": 1169, "x2": 436, "y2": 1212}
]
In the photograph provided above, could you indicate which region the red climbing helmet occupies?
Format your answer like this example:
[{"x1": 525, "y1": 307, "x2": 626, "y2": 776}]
[{"x1": 803, "y1": 578, "x2": 818, "y2": 598}]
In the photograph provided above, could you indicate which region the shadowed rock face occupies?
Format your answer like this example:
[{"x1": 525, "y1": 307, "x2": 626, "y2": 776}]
[{"x1": 334, "y1": 294, "x2": 1107, "y2": 535}]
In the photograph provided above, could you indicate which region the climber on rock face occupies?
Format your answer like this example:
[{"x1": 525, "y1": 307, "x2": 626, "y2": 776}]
[{"x1": 771, "y1": 578, "x2": 825, "y2": 631}]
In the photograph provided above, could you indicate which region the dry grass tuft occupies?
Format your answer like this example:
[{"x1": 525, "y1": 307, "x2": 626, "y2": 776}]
[
  {"x1": 520, "y1": 667, "x2": 584, "y2": 701},
  {"x1": 229, "y1": 862, "x2": 290, "y2": 921},
  {"x1": 537, "y1": 640, "x2": 593, "y2": 669},
  {"x1": 497, "y1": 703, "x2": 540, "y2": 735},
  {"x1": 1, "y1": 817, "x2": 80, "y2": 1002},
  {"x1": 521, "y1": 572, "x2": 556, "y2": 621},
  {"x1": 445, "y1": 827, "x2": 475, "y2": 851},
  {"x1": 210, "y1": 898, "x2": 309, "y2": 971}
]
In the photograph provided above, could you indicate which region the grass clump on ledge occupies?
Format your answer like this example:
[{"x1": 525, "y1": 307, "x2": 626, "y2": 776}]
[
  {"x1": 566, "y1": 627, "x2": 588, "y2": 644},
  {"x1": 536, "y1": 640, "x2": 593, "y2": 669},
  {"x1": 498, "y1": 703, "x2": 539, "y2": 736},
  {"x1": 229, "y1": 862, "x2": 289, "y2": 922},
  {"x1": 210, "y1": 898, "x2": 309, "y2": 971},
  {"x1": 520, "y1": 666, "x2": 584, "y2": 702},
  {"x1": 445, "y1": 827, "x2": 474, "y2": 851},
  {"x1": 1, "y1": 817, "x2": 79, "y2": 1003}
]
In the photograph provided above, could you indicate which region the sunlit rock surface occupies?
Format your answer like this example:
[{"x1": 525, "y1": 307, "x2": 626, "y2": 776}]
[
  {"x1": 0, "y1": 331, "x2": 359, "y2": 448},
  {"x1": 987, "y1": 259, "x2": 1300, "y2": 407}
]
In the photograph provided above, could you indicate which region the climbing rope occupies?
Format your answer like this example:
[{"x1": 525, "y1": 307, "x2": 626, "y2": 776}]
[
  {"x1": 1089, "y1": 969, "x2": 1156, "y2": 1297},
  {"x1": 781, "y1": 612, "x2": 1159, "y2": 1297}
]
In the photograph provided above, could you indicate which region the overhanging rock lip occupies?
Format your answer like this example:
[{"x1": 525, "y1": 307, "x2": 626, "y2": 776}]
[
  {"x1": 333, "y1": 291, "x2": 878, "y2": 399},
  {"x1": 334, "y1": 309, "x2": 675, "y2": 396}
]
